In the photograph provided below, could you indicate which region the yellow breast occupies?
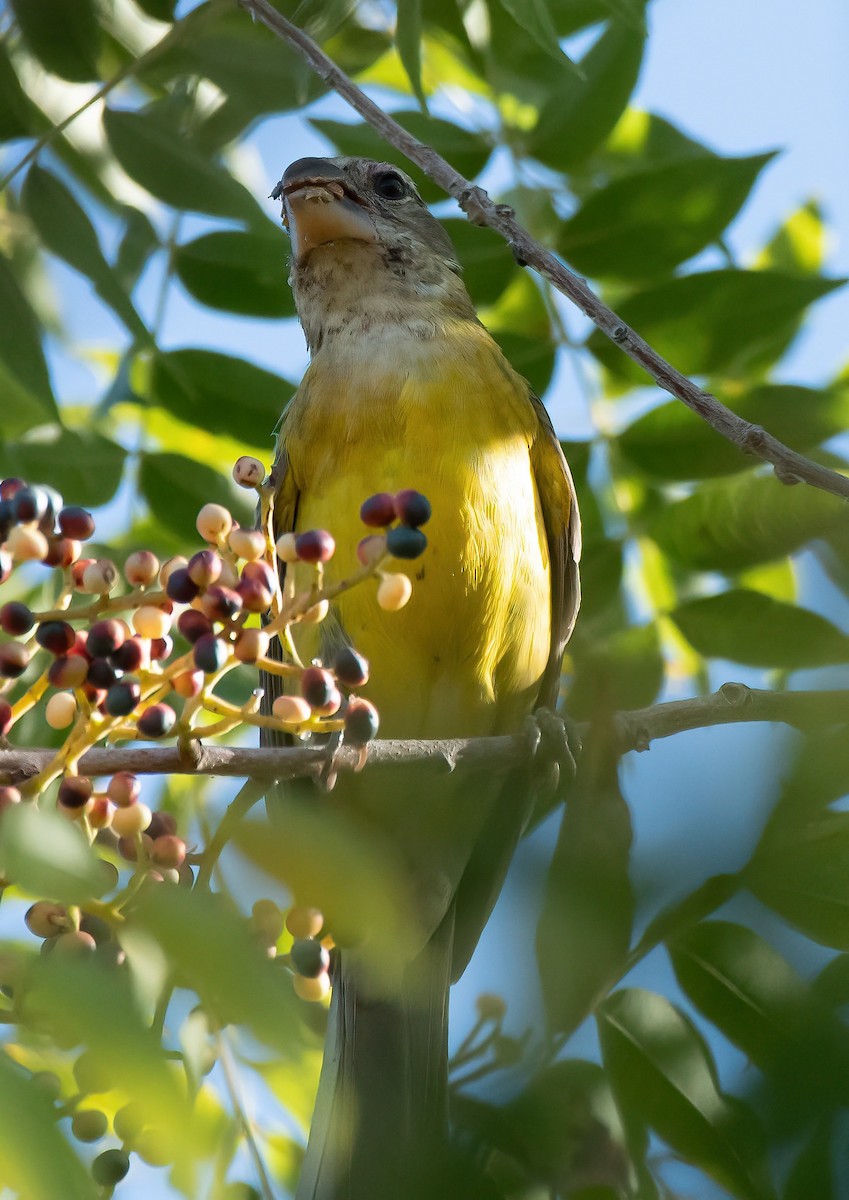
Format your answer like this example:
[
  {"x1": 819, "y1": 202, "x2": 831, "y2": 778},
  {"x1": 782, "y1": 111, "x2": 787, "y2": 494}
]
[{"x1": 281, "y1": 321, "x2": 551, "y2": 739}]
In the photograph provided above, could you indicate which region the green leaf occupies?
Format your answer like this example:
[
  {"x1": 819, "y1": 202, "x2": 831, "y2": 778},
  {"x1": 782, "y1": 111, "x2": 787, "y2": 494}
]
[
  {"x1": 559, "y1": 153, "x2": 774, "y2": 280},
  {"x1": 0, "y1": 253, "x2": 57, "y2": 421},
  {"x1": 0, "y1": 1052, "x2": 96, "y2": 1200},
  {"x1": 599, "y1": 108, "x2": 711, "y2": 178},
  {"x1": 587, "y1": 269, "x2": 844, "y2": 384},
  {"x1": 494, "y1": 0, "x2": 571, "y2": 63},
  {"x1": 442, "y1": 219, "x2": 518, "y2": 306},
  {"x1": 0, "y1": 428, "x2": 126, "y2": 507},
  {"x1": 0, "y1": 359, "x2": 55, "y2": 438},
  {"x1": 528, "y1": 21, "x2": 646, "y2": 171},
  {"x1": 671, "y1": 590, "x2": 849, "y2": 669},
  {"x1": 139, "y1": 451, "x2": 253, "y2": 542},
  {"x1": 619, "y1": 384, "x2": 849, "y2": 480},
  {"x1": 134, "y1": 0, "x2": 176, "y2": 18},
  {"x1": 569, "y1": 621, "x2": 664, "y2": 716},
  {"x1": 537, "y1": 729, "x2": 633, "y2": 1035},
  {"x1": 173, "y1": 230, "x2": 294, "y2": 318},
  {"x1": 649, "y1": 470, "x2": 848, "y2": 572},
  {"x1": 598, "y1": 988, "x2": 775, "y2": 1200},
  {"x1": 103, "y1": 107, "x2": 263, "y2": 224},
  {"x1": 22, "y1": 165, "x2": 147, "y2": 340},
  {"x1": 150, "y1": 350, "x2": 291, "y2": 446},
  {"x1": 10, "y1": 0, "x2": 101, "y2": 82},
  {"x1": 784, "y1": 1124, "x2": 836, "y2": 1200},
  {"x1": 0, "y1": 805, "x2": 109, "y2": 905},
  {"x1": 756, "y1": 200, "x2": 826, "y2": 275},
  {"x1": 632, "y1": 875, "x2": 739, "y2": 960},
  {"x1": 549, "y1": 0, "x2": 624, "y2": 36},
  {"x1": 115, "y1": 207, "x2": 159, "y2": 290},
  {"x1": 492, "y1": 331, "x2": 556, "y2": 396},
  {"x1": 0, "y1": 44, "x2": 38, "y2": 141},
  {"x1": 747, "y1": 811, "x2": 849, "y2": 951},
  {"x1": 396, "y1": 0, "x2": 426, "y2": 107},
  {"x1": 311, "y1": 112, "x2": 491, "y2": 203}
]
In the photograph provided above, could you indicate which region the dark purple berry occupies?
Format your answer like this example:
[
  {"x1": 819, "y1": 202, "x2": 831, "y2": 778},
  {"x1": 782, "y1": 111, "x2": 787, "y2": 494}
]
[
  {"x1": 301, "y1": 667, "x2": 335, "y2": 708},
  {"x1": 386, "y1": 526, "x2": 428, "y2": 560},
  {"x1": 111, "y1": 637, "x2": 147, "y2": 672},
  {"x1": 58, "y1": 506, "x2": 95, "y2": 540},
  {"x1": 394, "y1": 489, "x2": 431, "y2": 528},
  {"x1": 194, "y1": 634, "x2": 229, "y2": 674},
  {"x1": 237, "y1": 577, "x2": 273, "y2": 613},
  {"x1": 360, "y1": 493, "x2": 396, "y2": 527},
  {"x1": 177, "y1": 610, "x2": 213, "y2": 644},
  {"x1": 87, "y1": 657, "x2": 120, "y2": 690},
  {"x1": 290, "y1": 937, "x2": 330, "y2": 978},
  {"x1": 150, "y1": 636, "x2": 173, "y2": 661},
  {"x1": 147, "y1": 810, "x2": 177, "y2": 839},
  {"x1": 295, "y1": 529, "x2": 335, "y2": 563},
  {"x1": 12, "y1": 486, "x2": 48, "y2": 524},
  {"x1": 0, "y1": 478, "x2": 25, "y2": 500},
  {"x1": 333, "y1": 647, "x2": 369, "y2": 688},
  {"x1": 86, "y1": 619, "x2": 126, "y2": 658},
  {"x1": 35, "y1": 621, "x2": 76, "y2": 655},
  {"x1": 0, "y1": 601, "x2": 34, "y2": 637},
  {"x1": 344, "y1": 698, "x2": 379, "y2": 746},
  {"x1": 166, "y1": 568, "x2": 200, "y2": 603},
  {"x1": 200, "y1": 586, "x2": 242, "y2": 623},
  {"x1": 138, "y1": 703, "x2": 176, "y2": 738},
  {"x1": 58, "y1": 776, "x2": 93, "y2": 809},
  {"x1": 105, "y1": 680, "x2": 140, "y2": 717}
]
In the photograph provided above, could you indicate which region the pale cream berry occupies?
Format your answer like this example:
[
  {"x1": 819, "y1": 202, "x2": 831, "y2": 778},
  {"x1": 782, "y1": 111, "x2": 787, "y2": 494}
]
[
  {"x1": 275, "y1": 532, "x2": 299, "y2": 563},
  {"x1": 229, "y1": 528, "x2": 266, "y2": 561},
  {"x1": 252, "y1": 899, "x2": 286, "y2": 942},
  {"x1": 88, "y1": 798, "x2": 113, "y2": 830},
  {"x1": 272, "y1": 695, "x2": 312, "y2": 725},
  {"x1": 125, "y1": 550, "x2": 160, "y2": 586},
  {"x1": 234, "y1": 628, "x2": 269, "y2": 663},
  {"x1": 377, "y1": 573, "x2": 412, "y2": 611},
  {"x1": 196, "y1": 504, "x2": 232, "y2": 543},
  {"x1": 300, "y1": 598, "x2": 329, "y2": 624},
  {"x1": 110, "y1": 802, "x2": 152, "y2": 837},
  {"x1": 133, "y1": 606, "x2": 172, "y2": 639},
  {"x1": 293, "y1": 973, "x2": 330, "y2": 1002},
  {"x1": 285, "y1": 905, "x2": 324, "y2": 939},
  {"x1": 8, "y1": 525, "x2": 49, "y2": 561},
  {"x1": 232, "y1": 456, "x2": 266, "y2": 488},
  {"x1": 45, "y1": 692, "x2": 77, "y2": 730},
  {"x1": 82, "y1": 558, "x2": 119, "y2": 594}
]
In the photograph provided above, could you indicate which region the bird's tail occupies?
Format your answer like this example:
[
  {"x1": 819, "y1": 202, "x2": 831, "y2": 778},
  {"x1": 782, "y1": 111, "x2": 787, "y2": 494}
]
[{"x1": 296, "y1": 910, "x2": 454, "y2": 1200}]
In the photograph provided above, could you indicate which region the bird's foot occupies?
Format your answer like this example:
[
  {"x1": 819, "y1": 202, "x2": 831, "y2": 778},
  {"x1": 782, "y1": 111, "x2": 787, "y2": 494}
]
[
  {"x1": 317, "y1": 730, "x2": 344, "y2": 791},
  {"x1": 522, "y1": 707, "x2": 581, "y2": 798}
]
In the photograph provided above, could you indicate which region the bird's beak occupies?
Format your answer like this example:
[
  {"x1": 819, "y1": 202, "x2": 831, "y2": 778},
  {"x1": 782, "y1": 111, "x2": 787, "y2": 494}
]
[{"x1": 274, "y1": 157, "x2": 378, "y2": 264}]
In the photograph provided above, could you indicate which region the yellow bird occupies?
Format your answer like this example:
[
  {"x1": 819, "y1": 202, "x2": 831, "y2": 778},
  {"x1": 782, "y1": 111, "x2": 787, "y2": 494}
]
[{"x1": 263, "y1": 156, "x2": 580, "y2": 1200}]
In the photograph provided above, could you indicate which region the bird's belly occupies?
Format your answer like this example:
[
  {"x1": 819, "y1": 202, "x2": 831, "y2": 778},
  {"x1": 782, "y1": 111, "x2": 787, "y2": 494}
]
[{"x1": 291, "y1": 431, "x2": 551, "y2": 740}]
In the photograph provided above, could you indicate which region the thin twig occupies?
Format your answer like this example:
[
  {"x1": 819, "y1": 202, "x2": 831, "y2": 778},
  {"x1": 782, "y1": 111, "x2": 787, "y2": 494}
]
[
  {"x1": 237, "y1": 0, "x2": 849, "y2": 504},
  {"x1": 216, "y1": 1034, "x2": 278, "y2": 1200},
  {"x1": 2, "y1": 683, "x2": 846, "y2": 783}
]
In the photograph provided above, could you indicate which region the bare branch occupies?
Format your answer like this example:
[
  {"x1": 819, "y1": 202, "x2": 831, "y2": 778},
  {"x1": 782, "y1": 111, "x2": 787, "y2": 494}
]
[
  {"x1": 2, "y1": 683, "x2": 845, "y2": 784},
  {"x1": 237, "y1": 0, "x2": 849, "y2": 504}
]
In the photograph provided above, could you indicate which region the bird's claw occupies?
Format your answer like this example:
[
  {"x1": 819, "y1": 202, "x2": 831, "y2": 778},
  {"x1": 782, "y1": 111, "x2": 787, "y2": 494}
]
[
  {"x1": 317, "y1": 731, "x2": 343, "y2": 791},
  {"x1": 522, "y1": 707, "x2": 581, "y2": 798}
]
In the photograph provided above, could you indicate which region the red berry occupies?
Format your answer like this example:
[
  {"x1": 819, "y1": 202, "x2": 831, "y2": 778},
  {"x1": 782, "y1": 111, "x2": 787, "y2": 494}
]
[
  {"x1": 333, "y1": 647, "x2": 369, "y2": 687},
  {"x1": 301, "y1": 667, "x2": 335, "y2": 709},
  {"x1": 237, "y1": 577, "x2": 273, "y2": 613},
  {"x1": 147, "y1": 810, "x2": 177, "y2": 839},
  {"x1": 58, "y1": 505, "x2": 95, "y2": 540},
  {"x1": 360, "y1": 493, "x2": 396, "y2": 527},
  {"x1": 344, "y1": 698, "x2": 379, "y2": 746},
  {"x1": 394, "y1": 489, "x2": 431, "y2": 528},
  {"x1": 151, "y1": 835, "x2": 186, "y2": 869},
  {"x1": 137, "y1": 703, "x2": 176, "y2": 738},
  {"x1": 200, "y1": 585, "x2": 243, "y2": 623},
  {"x1": 295, "y1": 529, "x2": 335, "y2": 563},
  {"x1": 105, "y1": 680, "x2": 140, "y2": 717},
  {"x1": 0, "y1": 477, "x2": 25, "y2": 500},
  {"x1": 35, "y1": 620, "x2": 76, "y2": 655},
  {"x1": 58, "y1": 776, "x2": 93, "y2": 809},
  {"x1": 177, "y1": 610, "x2": 213, "y2": 644},
  {"x1": 107, "y1": 772, "x2": 140, "y2": 807},
  {"x1": 356, "y1": 535, "x2": 385, "y2": 566},
  {"x1": 47, "y1": 654, "x2": 88, "y2": 689},
  {"x1": 172, "y1": 669, "x2": 203, "y2": 698},
  {"x1": 0, "y1": 601, "x2": 34, "y2": 636},
  {"x1": 0, "y1": 642, "x2": 29, "y2": 679},
  {"x1": 43, "y1": 536, "x2": 81, "y2": 568},
  {"x1": 165, "y1": 567, "x2": 200, "y2": 603},
  {"x1": 111, "y1": 637, "x2": 147, "y2": 672},
  {"x1": 71, "y1": 558, "x2": 96, "y2": 588},
  {"x1": 187, "y1": 550, "x2": 222, "y2": 588},
  {"x1": 150, "y1": 636, "x2": 172, "y2": 662},
  {"x1": 241, "y1": 560, "x2": 276, "y2": 592},
  {"x1": 87, "y1": 619, "x2": 126, "y2": 658},
  {"x1": 0, "y1": 699, "x2": 12, "y2": 736}
]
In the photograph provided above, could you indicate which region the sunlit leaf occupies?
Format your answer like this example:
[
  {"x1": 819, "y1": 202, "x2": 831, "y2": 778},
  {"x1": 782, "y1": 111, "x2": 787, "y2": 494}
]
[
  {"x1": 600, "y1": 108, "x2": 709, "y2": 176},
  {"x1": 588, "y1": 269, "x2": 844, "y2": 384},
  {"x1": 559, "y1": 153, "x2": 774, "y2": 280},
  {"x1": 671, "y1": 590, "x2": 849, "y2": 669},
  {"x1": 755, "y1": 200, "x2": 826, "y2": 275},
  {"x1": 649, "y1": 470, "x2": 848, "y2": 572},
  {"x1": 396, "y1": 0, "x2": 426, "y2": 107},
  {"x1": 173, "y1": 230, "x2": 294, "y2": 318},
  {"x1": 10, "y1": 0, "x2": 101, "y2": 82},
  {"x1": 0, "y1": 805, "x2": 109, "y2": 905},
  {"x1": 0, "y1": 428, "x2": 127, "y2": 507},
  {"x1": 599, "y1": 988, "x2": 775, "y2": 1200}
]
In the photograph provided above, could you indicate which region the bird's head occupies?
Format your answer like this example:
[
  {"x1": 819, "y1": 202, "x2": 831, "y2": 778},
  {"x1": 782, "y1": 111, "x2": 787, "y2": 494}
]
[{"x1": 274, "y1": 156, "x2": 475, "y2": 350}]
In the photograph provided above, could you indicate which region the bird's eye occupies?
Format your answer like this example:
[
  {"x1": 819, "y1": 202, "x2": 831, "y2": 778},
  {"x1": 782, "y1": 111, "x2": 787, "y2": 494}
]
[{"x1": 374, "y1": 171, "x2": 407, "y2": 200}]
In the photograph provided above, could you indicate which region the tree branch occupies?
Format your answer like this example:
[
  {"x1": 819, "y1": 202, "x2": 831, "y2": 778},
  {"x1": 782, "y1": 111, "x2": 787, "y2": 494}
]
[
  {"x1": 2, "y1": 683, "x2": 845, "y2": 783},
  {"x1": 236, "y1": 0, "x2": 849, "y2": 504}
]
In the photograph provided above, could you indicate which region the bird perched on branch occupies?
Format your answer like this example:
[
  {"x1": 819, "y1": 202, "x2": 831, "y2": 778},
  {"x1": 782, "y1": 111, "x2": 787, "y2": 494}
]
[{"x1": 261, "y1": 156, "x2": 580, "y2": 1200}]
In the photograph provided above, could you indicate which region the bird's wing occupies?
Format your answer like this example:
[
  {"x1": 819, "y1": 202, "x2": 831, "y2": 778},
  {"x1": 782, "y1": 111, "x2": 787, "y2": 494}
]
[
  {"x1": 528, "y1": 389, "x2": 582, "y2": 710},
  {"x1": 259, "y1": 439, "x2": 300, "y2": 745}
]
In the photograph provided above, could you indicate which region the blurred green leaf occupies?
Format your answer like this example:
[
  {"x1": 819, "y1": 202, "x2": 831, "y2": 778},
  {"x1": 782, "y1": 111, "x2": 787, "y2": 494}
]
[
  {"x1": 139, "y1": 451, "x2": 253, "y2": 542},
  {"x1": 135, "y1": 0, "x2": 176, "y2": 18},
  {"x1": 619, "y1": 383, "x2": 849, "y2": 480},
  {"x1": 588, "y1": 269, "x2": 844, "y2": 384},
  {"x1": 528, "y1": 20, "x2": 645, "y2": 171},
  {"x1": 396, "y1": 0, "x2": 426, "y2": 107},
  {"x1": 442, "y1": 219, "x2": 518, "y2": 306},
  {"x1": 559, "y1": 153, "x2": 774, "y2": 280},
  {"x1": 150, "y1": 349, "x2": 291, "y2": 445},
  {"x1": 0, "y1": 253, "x2": 58, "y2": 422},
  {"x1": 633, "y1": 875, "x2": 739, "y2": 959},
  {"x1": 173, "y1": 230, "x2": 294, "y2": 318},
  {"x1": 671, "y1": 590, "x2": 849, "y2": 669},
  {"x1": 784, "y1": 1123, "x2": 835, "y2": 1200},
  {"x1": 598, "y1": 988, "x2": 775, "y2": 1200},
  {"x1": 311, "y1": 112, "x2": 491, "y2": 203},
  {"x1": 493, "y1": 331, "x2": 556, "y2": 396},
  {"x1": 0, "y1": 1052, "x2": 95, "y2": 1200},
  {"x1": 756, "y1": 200, "x2": 825, "y2": 275},
  {"x1": 494, "y1": 0, "x2": 572, "y2": 63},
  {"x1": 22, "y1": 165, "x2": 147, "y2": 340},
  {"x1": 0, "y1": 805, "x2": 109, "y2": 905},
  {"x1": 0, "y1": 44, "x2": 39, "y2": 141},
  {"x1": 599, "y1": 108, "x2": 710, "y2": 177},
  {"x1": 649, "y1": 471, "x2": 848, "y2": 572},
  {"x1": 115, "y1": 207, "x2": 160, "y2": 290},
  {"x1": 0, "y1": 428, "x2": 126, "y2": 507},
  {"x1": 549, "y1": 0, "x2": 629, "y2": 35},
  {"x1": 538, "y1": 729, "x2": 633, "y2": 1035},
  {"x1": 103, "y1": 108, "x2": 263, "y2": 224},
  {"x1": 747, "y1": 811, "x2": 849, "y2": 951},
  {"x1": 569, "y1": 621, "x2": 663, "y2": 715},
  {"x1": 10, "y1": 0, "x2": 101, "y2": 82},
  {"x1": 0, "y1": 360, "x2": 55, "y2": 439}
]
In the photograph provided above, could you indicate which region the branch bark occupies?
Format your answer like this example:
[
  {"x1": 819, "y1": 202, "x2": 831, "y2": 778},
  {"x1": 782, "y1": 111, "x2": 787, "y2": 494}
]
[
  {"x1": 2, "y1": 683, "x2": 845, "y2": 783},
  {"x1": 237, "y1": 0, "x2": 849, "y2": 504}
]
